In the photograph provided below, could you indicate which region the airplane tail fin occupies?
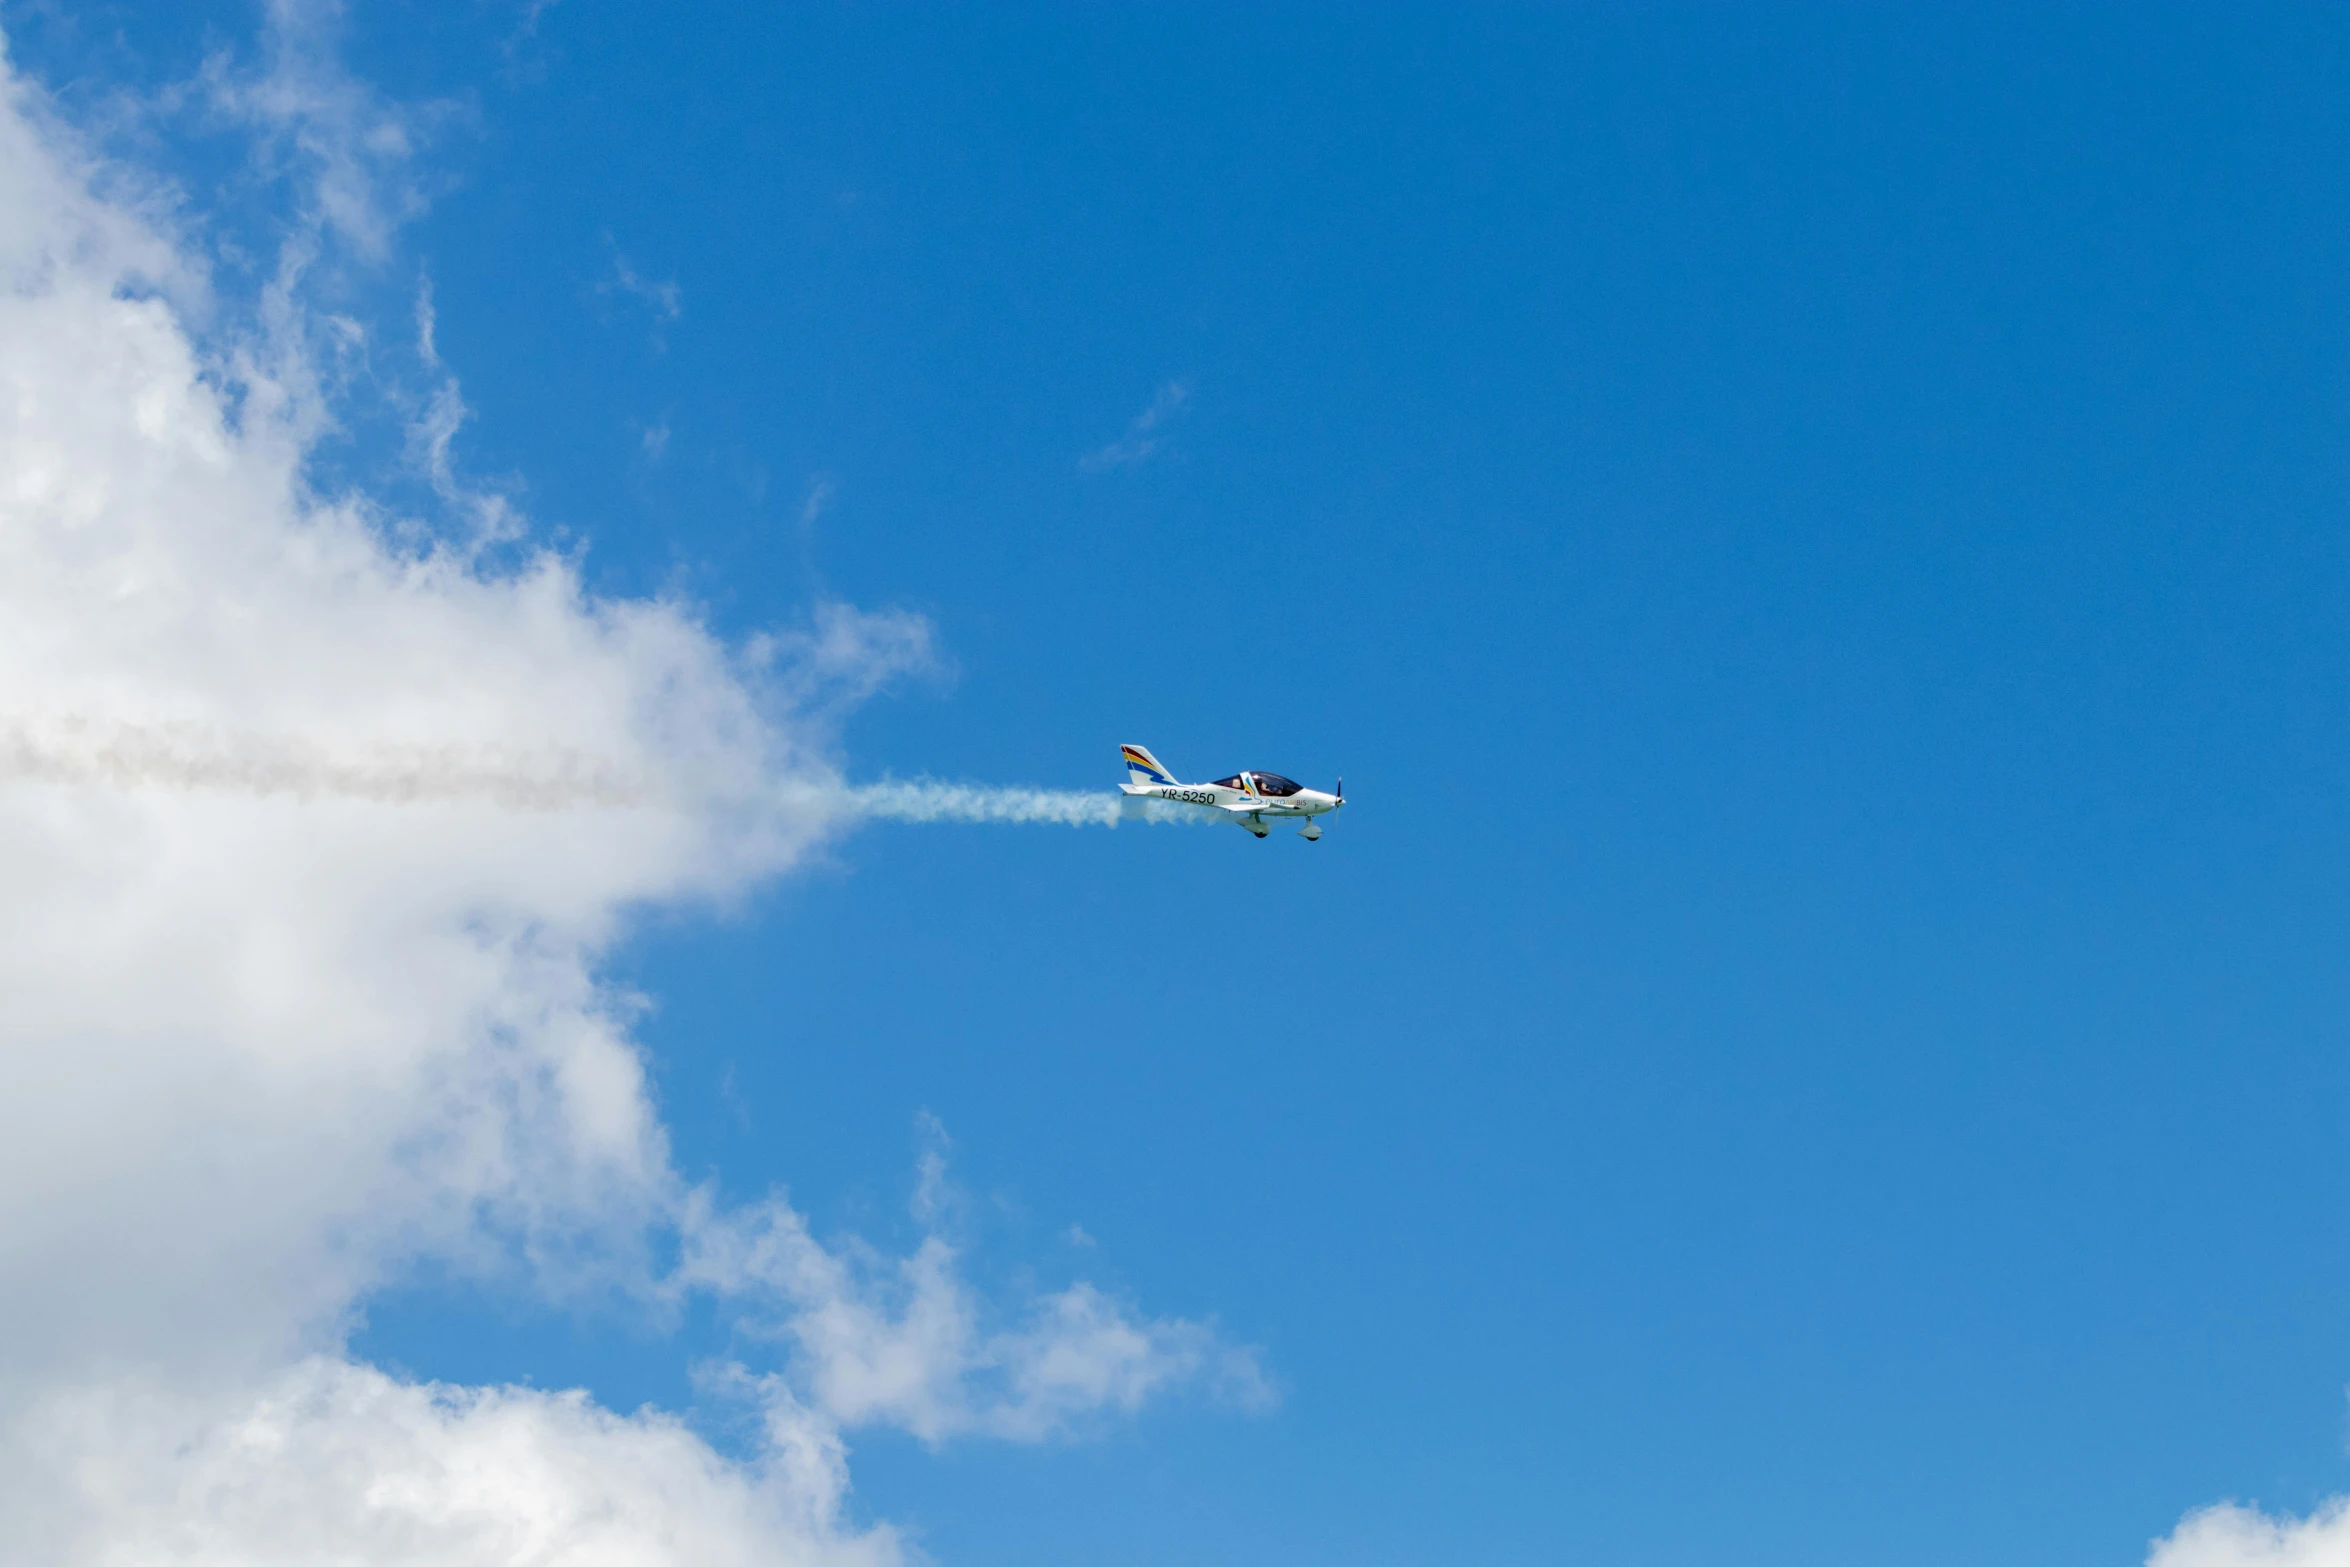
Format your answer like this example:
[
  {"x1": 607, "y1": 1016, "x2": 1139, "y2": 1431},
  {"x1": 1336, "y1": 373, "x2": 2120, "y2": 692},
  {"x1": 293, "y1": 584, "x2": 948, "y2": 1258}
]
[{"x1": 1119, "y1": 743, "x2": 1177, "y2": 786}]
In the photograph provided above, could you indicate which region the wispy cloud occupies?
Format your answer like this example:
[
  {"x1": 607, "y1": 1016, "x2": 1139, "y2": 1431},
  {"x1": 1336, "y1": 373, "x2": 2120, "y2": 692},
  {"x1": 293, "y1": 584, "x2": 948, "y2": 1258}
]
[
  {"x1": 674, "y1": 1137, "x2": 1275, "y2": 1445},
  {"x1": 802, "y1": 475, "x2": 839, "y2": 525},
  {"x1": 414, "y1": 273, "x2": 442, "y2": 366},
  {"x1": 599, "y1": 238, "x2": 682, "y2": 349},
  {"x1": 609, "y1": 253, "x2": 681, "y2": 322},
  {"x1": 407, "y1": 275, "x2": 525, "y2": 544},
  {"x1": 498, "y1": 0, "x2": 570, "y2": 81},
  {"x1": 202, "y1": 0, "x2": 463, "y2": 264},
  {"x1": 1081, "y1": 380, "x2": 1190, "y2": 471},
  {"x1": 514, "y1": 0, "x2": 566, "y2": 42}
]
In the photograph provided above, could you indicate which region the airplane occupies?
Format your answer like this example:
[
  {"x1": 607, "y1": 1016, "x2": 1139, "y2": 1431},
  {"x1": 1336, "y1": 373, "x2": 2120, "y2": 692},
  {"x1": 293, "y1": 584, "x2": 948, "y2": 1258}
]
[{"x1": 1118, "y1": 743, "x2": 1344, "y2": 840}]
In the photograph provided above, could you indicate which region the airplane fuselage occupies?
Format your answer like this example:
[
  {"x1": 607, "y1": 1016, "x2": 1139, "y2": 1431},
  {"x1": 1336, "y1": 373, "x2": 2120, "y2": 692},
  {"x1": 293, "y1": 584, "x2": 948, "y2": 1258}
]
[{"x1": 1119, "y1": 780, "x2": 1341, "y2": 818}]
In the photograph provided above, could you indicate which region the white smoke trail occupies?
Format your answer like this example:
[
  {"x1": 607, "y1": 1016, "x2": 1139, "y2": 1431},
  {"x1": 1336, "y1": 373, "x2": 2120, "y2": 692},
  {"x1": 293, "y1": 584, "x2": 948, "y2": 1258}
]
[
  {"x1": 0, "y1": 717, "x2": 646, "y2": 811},
  {"x1": 0, "y1": 719, "x2": 1209, "y2": 827},
  {"x1": 830, "y1": 779, "x2": 1212, "y2": 827}
]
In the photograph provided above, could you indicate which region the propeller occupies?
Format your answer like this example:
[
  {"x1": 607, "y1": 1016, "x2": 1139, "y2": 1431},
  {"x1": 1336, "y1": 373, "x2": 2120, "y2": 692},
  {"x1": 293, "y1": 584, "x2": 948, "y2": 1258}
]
[{"x1": 1336, "y1": 776, "x2": 1344, "y2": 803}]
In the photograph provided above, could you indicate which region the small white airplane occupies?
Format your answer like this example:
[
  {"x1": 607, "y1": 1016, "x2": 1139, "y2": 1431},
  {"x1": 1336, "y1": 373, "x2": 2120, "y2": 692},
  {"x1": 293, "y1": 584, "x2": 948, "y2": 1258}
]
[{"x1": 1118, "y1": 743, "x2": 1344, "y2": 840}]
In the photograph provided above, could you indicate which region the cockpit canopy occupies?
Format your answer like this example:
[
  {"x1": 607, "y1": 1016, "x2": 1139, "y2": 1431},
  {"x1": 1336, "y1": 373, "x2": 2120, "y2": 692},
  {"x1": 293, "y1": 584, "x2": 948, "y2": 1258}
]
[{"x1": 1211, "y1": 771, "x2": 1305, "y2": 797}]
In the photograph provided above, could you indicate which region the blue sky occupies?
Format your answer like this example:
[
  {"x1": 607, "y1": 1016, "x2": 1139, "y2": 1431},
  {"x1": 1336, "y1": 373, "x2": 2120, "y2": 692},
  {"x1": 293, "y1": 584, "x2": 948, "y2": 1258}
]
[{"x1": 13, "y1": 5, "x2": 2350, "y2": 1564}]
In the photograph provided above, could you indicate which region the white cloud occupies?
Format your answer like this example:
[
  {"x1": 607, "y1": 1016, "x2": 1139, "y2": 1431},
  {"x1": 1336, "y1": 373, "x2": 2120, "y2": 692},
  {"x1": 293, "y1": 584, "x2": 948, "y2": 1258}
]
[
  {"x1": 1080, "y1": 380, "x2": 1190, "y2": 472},
  {"x1": 2151, "y1": 1501, "x2": 2350, "y2": 1567},
  {"x1": 0, "y1": 19, "x2": 1263, "y2": 1564},
  {"x1": 15, "y1": 1359, "x2": 898, "y2": 1567}
]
